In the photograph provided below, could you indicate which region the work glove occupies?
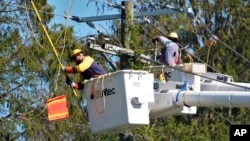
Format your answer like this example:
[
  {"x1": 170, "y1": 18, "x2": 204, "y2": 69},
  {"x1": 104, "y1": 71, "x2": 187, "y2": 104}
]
[
  {"x1": 152, "y1": 38, "x2": 158, "y2": 44},
  {"x1": 65, "y1": 76, "x2": 73, "y2": 87},
  {"x1": 63, "y1": 12, "x2": 81, "y2": 22},
  {"x1": 71, "y1": 16, "x2": 81, "y2": 22},
  {"x1": 62, "y1": 66, "x2": 66, "y2": 72},
  {"x1": 90, "y1": 94, "x2": 94, "y2": 100},
  {"x1": 62, "y1": 66, "x2": 75, "y2": 73}
]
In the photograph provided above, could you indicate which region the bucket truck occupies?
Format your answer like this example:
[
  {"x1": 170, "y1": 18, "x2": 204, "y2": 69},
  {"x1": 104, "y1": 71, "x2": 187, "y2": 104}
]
[{"x1": 83, "y1": 63, "x2": 250, "y2": 133}]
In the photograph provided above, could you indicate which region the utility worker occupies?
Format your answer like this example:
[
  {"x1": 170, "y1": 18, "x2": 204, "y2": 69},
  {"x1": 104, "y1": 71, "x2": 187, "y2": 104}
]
[
  {"x1": 152, "y1": 32, "x2": 181, "y2": 66},
  {"x1": 63, "y1": 49, "x2": 106, "y2": 90}
]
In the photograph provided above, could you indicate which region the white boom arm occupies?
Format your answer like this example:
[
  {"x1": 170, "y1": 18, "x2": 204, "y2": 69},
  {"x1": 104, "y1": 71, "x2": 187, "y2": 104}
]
[
  {"x1": 149, "y1": 63, "x2": 250, "y2": 118},
  {"x1": 149, "y1": 90, "x2": 250, "y2": 119},
  {"x1": 201, "y1": 81, "x2": 250, "y2": 91},
  {"x1": 174, "y1": 90, "x2": 250, "y2": 107}
]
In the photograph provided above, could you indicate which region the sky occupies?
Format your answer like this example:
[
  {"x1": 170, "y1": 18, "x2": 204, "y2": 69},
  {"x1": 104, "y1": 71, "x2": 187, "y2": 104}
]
[{"x1": 47, "y1": 0, "x2": 120, "y2": 37}]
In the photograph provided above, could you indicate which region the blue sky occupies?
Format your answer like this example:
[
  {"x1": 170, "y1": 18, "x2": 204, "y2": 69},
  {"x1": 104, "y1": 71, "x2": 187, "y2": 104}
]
[{"x1": 47, "y1": 0, "x2": 120, "y2": 37}]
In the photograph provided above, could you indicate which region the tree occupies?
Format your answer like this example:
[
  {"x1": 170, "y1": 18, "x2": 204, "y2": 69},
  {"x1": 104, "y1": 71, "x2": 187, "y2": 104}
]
[
  {"x1": 1, "y1": 0, "x2": 250, "y2": 140},
  {"x1": 0, "y1": 0, "x2": 88, "y2": 140},
  {"x1": 0, "y1": 0, "x2": 54, "y2": 139}
]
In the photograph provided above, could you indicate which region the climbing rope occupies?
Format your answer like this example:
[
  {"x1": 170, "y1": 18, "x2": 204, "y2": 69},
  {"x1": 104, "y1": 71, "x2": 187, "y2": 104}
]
[
  {"x1": 14, "y1": 0, "x2": 78, "y2": 121},
  {"x1": 93, "y1": 75, "x2": 106, "y2": 113},
  {"x1": 31, "y1": 1, "x2": 78, "y2": 98}
]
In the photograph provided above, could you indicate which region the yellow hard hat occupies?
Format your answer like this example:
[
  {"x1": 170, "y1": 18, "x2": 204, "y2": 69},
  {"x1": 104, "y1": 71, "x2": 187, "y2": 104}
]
[
  {"x1": 168, "y1": 32, "x2": 178, "y2": 39},
  {"x1": 71, "y1": 49, "x2": 83, "y2": 58}
]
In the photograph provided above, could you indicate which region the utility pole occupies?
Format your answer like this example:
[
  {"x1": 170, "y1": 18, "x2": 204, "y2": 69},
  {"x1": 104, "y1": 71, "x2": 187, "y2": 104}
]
[
  {"x1": 120, "y1": 1, "x2": 134, "y2": 140},
  {"x1": 67, "y1": 3, "x2": 194, "y2": 140},
  {"x1": 120, "y1": 1, "x2": 133, "y2": 69},
  {"x1": 68, "y1": 1, "x2": 192, "y2": 69}
]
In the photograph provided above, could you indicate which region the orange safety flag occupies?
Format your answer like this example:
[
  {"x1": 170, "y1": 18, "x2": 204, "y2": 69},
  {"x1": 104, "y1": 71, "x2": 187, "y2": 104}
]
[{"x1": 47, "y1": 95, "x2": 69, "y2": 121}]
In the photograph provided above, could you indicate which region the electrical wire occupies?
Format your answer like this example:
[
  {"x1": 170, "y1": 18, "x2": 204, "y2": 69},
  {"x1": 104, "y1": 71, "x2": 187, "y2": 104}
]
[
  {"x1": 110, "y1": 0, "x2": 249, "y2": 128},
  {"x1": 3, "y1": 0, "x2": 249, "y2": 130},
  {"x1": 2, "y1": 0, "x2": 249, "y2": 68},
  {"x1": 9, "y1": 0, "x2": 247, "y2": 69},
  {"x1": 217, "y1": 37, "x2": 250, "y2": 63},
  {"x1": 0, "y1": 14, "x2": 50, "y2": 120},
  {"x1": 0, "y1": 1, "x2": 66, "y2": 18},
  {"x1": 207, "y1": 107, "x2": 233, "y2": 125},
  {"x1": 146, "y1": 1, "x2": 250, "y2": 77},
  {"x1": 31, "y1": 1, "x2": 64, "y2": 68},
  {"x1": 94, "y1": 0, "x2": 124, "y2": 9},
  {"x1": 14, "y1": 0, "x2": 78, "y2": 121},
  {"x1": 143, "y1": 2, "x2": 250, "y2": 74},
  {"x1": 93, "y1": 75, "x2": 106, "y2": 113},
  {"x1": 196, "y1": 18, "x2": 250, "y2": 64},
  {"x1": 91, "y1": 0, "x2": 247, "y2": 79},
  {"x1": 184, "y1": 49, "x2": 218, "y2": 72},
  {"x1": 24, "y1": 0, "x2": 48, "y2": 52},
  {"x1": 21, "y1": 0, "x2": 250, "y2": 97},
  {"x1": 54, "y1": 0, "x2": 75, "y2": 91},
  {"x1": 32, "y1": 1, "x2": 79, "y2": 98}
]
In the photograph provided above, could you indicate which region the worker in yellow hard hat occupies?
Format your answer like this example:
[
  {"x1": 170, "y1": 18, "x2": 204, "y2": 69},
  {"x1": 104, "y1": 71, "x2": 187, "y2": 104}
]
[
  {"x1": 168, "y1": 32, "x2": 178, "y2": 40},
  {"x1": 152, "y1": 32, "x2": 182, "y2": 66},
  {"x1": 63, "y1": 49, "x2": 106, "y2": 90},
  {"x1": 71, "y1": 49, "x2": 84, "y2": 59}
]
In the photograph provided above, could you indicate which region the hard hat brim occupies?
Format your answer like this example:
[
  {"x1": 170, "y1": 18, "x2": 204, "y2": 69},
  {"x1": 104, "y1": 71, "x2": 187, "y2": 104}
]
[{"x1": 71, "y1": 50, "x2": 86, "y2": 61}]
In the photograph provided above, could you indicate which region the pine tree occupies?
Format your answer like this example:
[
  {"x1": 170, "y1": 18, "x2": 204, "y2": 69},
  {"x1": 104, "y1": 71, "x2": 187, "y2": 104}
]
[{"x1": 1, "y1": 0, "x2": 249, "y2": 140}]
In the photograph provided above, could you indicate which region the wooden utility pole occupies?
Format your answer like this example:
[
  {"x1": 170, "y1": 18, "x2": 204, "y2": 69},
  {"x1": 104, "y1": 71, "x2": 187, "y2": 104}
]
[
  {"x1": 70, "y1": 2, "x2": 190, "y2": 70},
  {"x1": 120, "y1": 1, "x2": 134, "y2": 69},
  {"x1": 120, "y1": 2, "x2": 134, "y2": 140},
  {"x1": 67, "y1": 3, "x2": 192, "y2": 140}
]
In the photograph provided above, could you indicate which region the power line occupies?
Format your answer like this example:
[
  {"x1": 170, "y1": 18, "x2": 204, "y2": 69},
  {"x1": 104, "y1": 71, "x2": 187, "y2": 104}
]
[
  {"x1": 2, "y1": 1, "x2": 249, "y2": 66},
  {"x1": 194, "y1": 18, "x2": 250, "y2": 64},
  {"x1": 0, "y1": 2, "x2": 66, "y2": 18}
]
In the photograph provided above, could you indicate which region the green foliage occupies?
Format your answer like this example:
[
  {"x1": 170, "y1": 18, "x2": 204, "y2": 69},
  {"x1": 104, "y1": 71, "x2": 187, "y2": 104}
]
[
  {"x1": 1, "y1": 0, "x2": 250, "y2": 140},
  {"x1": 129, "y1": 25, "x2": 145, "y2": 70}
]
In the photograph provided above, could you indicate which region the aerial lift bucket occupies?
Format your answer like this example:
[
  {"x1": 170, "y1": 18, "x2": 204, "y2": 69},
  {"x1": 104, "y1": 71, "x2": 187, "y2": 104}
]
[{"x1": 84, "y1": 70, "x2": 154, "y2": 133}]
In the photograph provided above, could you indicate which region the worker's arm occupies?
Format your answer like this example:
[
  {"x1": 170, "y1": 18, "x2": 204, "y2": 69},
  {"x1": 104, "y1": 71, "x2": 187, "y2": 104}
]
[
  {"x1": 63, "y1": 56, "x2": 94, "y2": 73},
  {"x1": 152, "y1": 36, "x2": 169, "y2": 45},
  {"x1": 67, "y1": 81, "x2": 84, "y2": 90},
  {"x1": 65, "y1": 76, "x2": 84, "y2": 90},
  {"x1": 76, "y1": 56, "x2": 94, "y2": 72},
  {"x1": 152, "y1": 37, "x2": 159, "y2": 44},
  {"x1": 64, "y1": 66, "x2": 77, "y2": 74},
  {"x1": 72, "y1": 82, "x2": 85, "y2": 90}
]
